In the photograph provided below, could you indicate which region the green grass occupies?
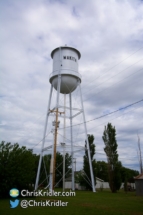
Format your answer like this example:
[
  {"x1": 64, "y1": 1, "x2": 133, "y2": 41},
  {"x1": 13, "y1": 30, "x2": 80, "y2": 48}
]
[{"x1": 1, "y1": 189, "x2": 143, "y2": 215}]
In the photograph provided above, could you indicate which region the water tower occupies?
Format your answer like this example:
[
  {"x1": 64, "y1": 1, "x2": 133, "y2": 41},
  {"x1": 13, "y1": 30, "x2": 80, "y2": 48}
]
[{"x1": 35, "y1": 46, "x2": 95, "y2": 192}]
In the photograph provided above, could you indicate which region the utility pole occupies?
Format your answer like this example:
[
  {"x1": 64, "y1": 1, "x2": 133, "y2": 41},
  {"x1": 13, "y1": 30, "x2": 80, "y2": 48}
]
[{"x1": 50, "y1": 109, "x2": 64, "y2": 189}]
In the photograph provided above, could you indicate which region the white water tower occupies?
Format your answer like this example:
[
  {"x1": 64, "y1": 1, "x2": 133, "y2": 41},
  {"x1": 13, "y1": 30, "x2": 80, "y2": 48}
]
[
  {"x1": 35, "y1": 46, "x2": 95, "y2": 192},
  {"x1": 50, "y1": 46, "x2": 81, "y2": 94}
]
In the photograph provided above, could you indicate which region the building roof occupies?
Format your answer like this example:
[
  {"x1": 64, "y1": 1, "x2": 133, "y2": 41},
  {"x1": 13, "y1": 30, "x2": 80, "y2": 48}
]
[
  {"x1": 134, "y1": 173, "x2": 143, "y2": 179},
  {"x1": 96, "y1": 177, "x2": 104, "y2": 182},
  {"x1": 51, "y1": 46, "x2": 81, "y2": 59}
]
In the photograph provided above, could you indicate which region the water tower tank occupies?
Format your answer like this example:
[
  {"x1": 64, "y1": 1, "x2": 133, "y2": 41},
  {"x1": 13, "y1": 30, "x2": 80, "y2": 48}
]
[{"x1": 49, "y1": 46, "x2": 81, "y2": 94}]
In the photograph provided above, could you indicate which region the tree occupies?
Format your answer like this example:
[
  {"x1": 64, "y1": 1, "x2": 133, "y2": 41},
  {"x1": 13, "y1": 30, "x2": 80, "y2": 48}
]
[
  {"x1": 79, "y1": 134, "x2": 96, "y2": 190},
  {"x1": 114, "y1": 161, "x2": 122, "y2": 190},
  {"x1": 55, "y1": 152, "x2": 71, "y2": 187},
  {"x1": 120, "y1": 166, "x2": 139, "y2": 183},
  {"x1": 36, "y1": 154, "x2": 51, "y2": 187},
  {"x1": 0, "y1": 141, "x2": 72, "y2": 197},
  {"x1": 0, "y1": 141, "x2": 36, "y2": 198},
  {"x1": 124, "y1": 177, "x2": 128, "y2": 192},
  {"x1": 102, "y1": 123, "x2": 122, "y2": 192},
  {"x1": 96, "y1": 161, "x2": 109, "y2": 181},
  {"x1": 35, "y1": 152, "x2": 72, "y2": 188},
  {"x1": 96, "y1": 160, "x2": 139, "y2": 185}
]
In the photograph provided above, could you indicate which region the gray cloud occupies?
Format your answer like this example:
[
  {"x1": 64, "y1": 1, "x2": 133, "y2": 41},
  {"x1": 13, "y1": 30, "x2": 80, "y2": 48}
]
[{"x1": 0, "y1": 0, "x2": 143, "y2": 172}]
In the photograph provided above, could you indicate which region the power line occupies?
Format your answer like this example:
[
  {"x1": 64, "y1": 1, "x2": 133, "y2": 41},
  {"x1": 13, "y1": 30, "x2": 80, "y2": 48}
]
[
  {"x1": 33, "y1": 98, "x2": 143, "y2": 150},
  {"x1": 58, "y1": 99, "x2": 143, "y2": 130},
  {"x1": 28, "y1": 98, "x2": 143, "y2": 152},
  {"x1": 82, "y1": 58, "x2": 143, "y2": 99},
  {"x1": 76, "y1": 104, "x2": 143, "y2": 137},
  {"x1": 83, "y1": 67, "x2": 143, "y2": 102},
  {"x1": 3, "y1": 48, "x2": 142, "y2": 143},
  {"x1": 82, "y1": 46, "x2": 143, "y2": 93},
  {"x1": 24, "y1": 49, "x2": 143, "y2": 149},
  {"x1": 31, "y1": 131, "x2": 51, "y2": 150}
]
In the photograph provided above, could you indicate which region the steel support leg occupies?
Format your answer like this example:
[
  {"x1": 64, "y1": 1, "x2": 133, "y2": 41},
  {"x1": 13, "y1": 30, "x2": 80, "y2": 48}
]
[
  {"x1": 69, "y1": 93, "x2": 75, "y2": 191},
  {"x1": 35, "y1": 85, "x2": 53, "y2": 190},
  {"x1": 78, "y1": 82, "x2": 96, "y2": 192}
]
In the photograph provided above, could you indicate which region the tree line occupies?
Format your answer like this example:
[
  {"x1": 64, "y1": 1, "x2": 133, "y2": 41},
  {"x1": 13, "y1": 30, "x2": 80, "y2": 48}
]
[
  {"x1": 78, "y1": 123, "x2": 139, "y2": 192},
  {"x1": 0, "y1": 122, "x2": 139, "y2": 197},
  {"x1": 0, "y1": 141, "x2": 71, "y2": 198}
]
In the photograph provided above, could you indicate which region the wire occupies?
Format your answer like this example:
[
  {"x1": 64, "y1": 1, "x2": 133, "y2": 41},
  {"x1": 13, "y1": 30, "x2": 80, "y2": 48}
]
[
  {"x1": 78, "y1": 103, "x2": 143, "y2": 135},
  {"x1": 58, "y1": 99, "x2": 143, "y2": 130},
  {"x1": 83, "y1": 67, "x2": 143, "y2": 102},
  {"x1": 31, "y1": 99, "x2": 143, "y2": 154},
  {"x1": 82, "y1": 46, "x2": 143, "y2": 94},
  {"x1": 82, "y1": 58, "x2": 143, "y2": 99},
  {"x1": 31, "y1": 131, "x2": 51, "y2": 150},
  {"x1": 73, "y1": 107, "x2": 143, "y2": 151},
  {"x1": 5, "y1": 48, "x2": 142, "y2": 148}
]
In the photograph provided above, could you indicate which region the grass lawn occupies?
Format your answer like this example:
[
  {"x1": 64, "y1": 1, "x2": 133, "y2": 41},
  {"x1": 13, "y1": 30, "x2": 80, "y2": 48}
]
[{"x1": 0, "y1": 189, "x2": 143, "y2": 215}]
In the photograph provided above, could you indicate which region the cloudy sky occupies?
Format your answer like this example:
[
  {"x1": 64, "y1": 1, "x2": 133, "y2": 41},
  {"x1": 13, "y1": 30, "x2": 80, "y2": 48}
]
[{"x1": 0, "y1": 0, "x2": 143, "y2": 173}]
